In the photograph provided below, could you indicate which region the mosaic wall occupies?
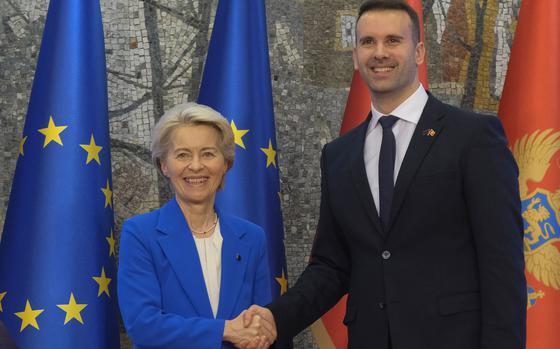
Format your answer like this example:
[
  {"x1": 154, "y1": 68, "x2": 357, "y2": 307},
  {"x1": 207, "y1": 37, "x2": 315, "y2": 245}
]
[{"x1": 0, "y1": 0, "x2": 521, "y2": 347}]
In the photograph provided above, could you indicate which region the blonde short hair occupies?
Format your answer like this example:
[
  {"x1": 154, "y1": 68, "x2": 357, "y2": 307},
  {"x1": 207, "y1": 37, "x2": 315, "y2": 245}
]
[{"x1": 151, "y1": 102, "x2": 235, "y2": 179}]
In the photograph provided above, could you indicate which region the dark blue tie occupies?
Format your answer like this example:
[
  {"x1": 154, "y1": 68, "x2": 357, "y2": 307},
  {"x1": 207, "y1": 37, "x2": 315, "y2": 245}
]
[{"x1": 378, "y1": 115, "x2": 399, "y2": 232}]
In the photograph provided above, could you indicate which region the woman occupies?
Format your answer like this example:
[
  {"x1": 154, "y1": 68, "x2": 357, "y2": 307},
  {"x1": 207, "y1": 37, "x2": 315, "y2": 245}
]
[{"x1": 118, "y1": 103, "x2": 273, "y2": 348}]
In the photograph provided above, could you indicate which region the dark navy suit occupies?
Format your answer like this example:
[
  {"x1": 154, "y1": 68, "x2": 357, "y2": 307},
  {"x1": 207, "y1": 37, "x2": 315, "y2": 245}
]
[{"x1": 268, "y1": 95, "x2": 526, "y2": 349}]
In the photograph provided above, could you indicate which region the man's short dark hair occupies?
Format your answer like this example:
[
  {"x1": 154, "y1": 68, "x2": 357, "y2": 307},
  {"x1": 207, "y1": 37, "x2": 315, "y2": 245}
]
[{"x1": 357, "y1": 0, "x2": 421, "y2": 43}]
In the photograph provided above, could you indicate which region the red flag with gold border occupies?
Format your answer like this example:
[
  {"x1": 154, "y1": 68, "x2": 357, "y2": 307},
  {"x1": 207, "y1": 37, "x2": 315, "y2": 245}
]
[
  {"x1": 499, "y1": 1, "x2": 560, "y2": 348},
  {"x1": 310, "y1": 1, "x2": 428, "y2": 347}
]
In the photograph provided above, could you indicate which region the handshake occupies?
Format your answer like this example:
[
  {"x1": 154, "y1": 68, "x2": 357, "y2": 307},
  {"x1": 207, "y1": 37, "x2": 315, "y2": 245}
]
[{"x1": 223, "y1": 305, "x2": 277, "y2": 349}]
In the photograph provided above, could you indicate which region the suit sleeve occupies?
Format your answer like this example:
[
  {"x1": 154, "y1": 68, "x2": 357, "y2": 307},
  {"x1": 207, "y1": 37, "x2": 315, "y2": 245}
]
[
  {"x1": 117, "y1": 219, "x2": 225, "y2": 349},
  {"x1": 463, "y1": 116, "x2": 527, "y2": 349},
  {"x1": 267, "y1": 144, "x2": 350, "y2": 340}
]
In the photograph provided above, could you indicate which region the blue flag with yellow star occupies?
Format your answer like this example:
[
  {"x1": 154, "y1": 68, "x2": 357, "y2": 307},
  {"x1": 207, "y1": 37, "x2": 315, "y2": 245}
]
[
  {"x1": 0, "y1": 0, "x2": 120, "y2": 347},
  {"x1": 198, "y1": 0, "x2": 289, "y2": 309}
]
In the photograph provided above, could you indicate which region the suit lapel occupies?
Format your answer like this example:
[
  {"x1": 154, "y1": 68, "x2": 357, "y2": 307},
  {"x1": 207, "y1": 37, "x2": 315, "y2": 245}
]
[
  {"x1": 156, "y1": 198, "x2": 214, "y2": 318},
  {"x1": 350, "y1": 113, "x2": 384, "y2": 235},
  {"x1": 216, "y1": 209, "x2": 250, "y2": 319},
  {"x1": 388, "y1": 96, "x2": 446, "y2": 230}
]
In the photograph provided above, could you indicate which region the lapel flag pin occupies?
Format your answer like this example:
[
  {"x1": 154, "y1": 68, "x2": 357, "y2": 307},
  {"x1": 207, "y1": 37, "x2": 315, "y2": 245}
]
[{"x1": 422, "y1": 128, "x2": 436, "y2": 137}]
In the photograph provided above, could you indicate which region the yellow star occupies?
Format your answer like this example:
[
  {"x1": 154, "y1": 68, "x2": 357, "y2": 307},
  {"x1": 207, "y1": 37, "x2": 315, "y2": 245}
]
[
  {"x1": 19, "y1": 136, "x2": 27, "y2": 156},
  {"x1": 14, "y1": 299, "x2": 44, "y2": 331},
  {"x1": 0, "y1": 291, "x2": 6, "y2": 312},
  {"x1": 92, "y1": 267, "x2": 112, "y2": 297},
  {"x1": 260, "y1": 139, "x2": 277, "y2": 168},
  {"x1": 106, "y1": 230, "x2": 116, "y2": 257},
  {"x1": 101, "y1": 180, "x2": 113, "y2": 208},
  {"x1": 80, "y1": 134, "x2": 103, "y2": 165},
  {"x1": 230, "y1": 120, "x2": 249, "y2": 149},
  {"x1": 38, "y1": 116, "x2": 68, "y2": 147},
  {"x1": 57, "y1": 293, "x2": 87, "y2": 325},
  {"x1": 275, "y1": 270, "x2": 288, "y2": 295}
]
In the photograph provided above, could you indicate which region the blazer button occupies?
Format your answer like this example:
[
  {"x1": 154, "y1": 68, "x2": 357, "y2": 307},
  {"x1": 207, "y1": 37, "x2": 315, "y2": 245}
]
[
  {"x1": 381, "y1": 250, "x2": 391, "y2": 260},
  {"x1": 378, "y1": 302, "x2": 386, "y2": 309}
]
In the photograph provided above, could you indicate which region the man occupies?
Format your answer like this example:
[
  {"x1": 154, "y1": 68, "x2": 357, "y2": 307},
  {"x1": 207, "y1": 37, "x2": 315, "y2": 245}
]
[{"x1": 246, "y1": 1, "x2": 527, "y2": 348}]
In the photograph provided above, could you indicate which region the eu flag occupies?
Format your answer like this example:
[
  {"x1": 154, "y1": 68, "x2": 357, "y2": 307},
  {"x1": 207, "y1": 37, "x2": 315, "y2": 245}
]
[
  {"x1": 198, "y1": 0, "x2": 289, "y2": 303},
  {"x1": 0, "y1": 0, "x2": 120, "y2": 348}
]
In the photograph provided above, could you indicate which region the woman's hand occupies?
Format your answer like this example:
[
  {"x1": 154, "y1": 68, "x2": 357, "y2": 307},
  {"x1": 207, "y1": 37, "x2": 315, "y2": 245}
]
[{"x1": 223, "y1": 310, "x2": 272, "y2": 349}]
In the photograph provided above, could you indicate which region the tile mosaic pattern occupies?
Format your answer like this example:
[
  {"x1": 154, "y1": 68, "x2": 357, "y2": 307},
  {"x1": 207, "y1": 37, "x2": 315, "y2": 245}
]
[{"x1": 0, "y1": 0, "x2": 520, "y2": 347}]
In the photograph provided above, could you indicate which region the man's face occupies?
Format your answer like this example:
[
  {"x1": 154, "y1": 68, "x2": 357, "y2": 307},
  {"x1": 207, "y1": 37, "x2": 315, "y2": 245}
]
[{"x1": 353, "y1": 10, "x2": 424, "y2": 102}]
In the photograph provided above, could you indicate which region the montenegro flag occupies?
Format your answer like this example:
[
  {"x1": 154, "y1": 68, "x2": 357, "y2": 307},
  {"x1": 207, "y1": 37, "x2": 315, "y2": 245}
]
[{"x1": 499, "y1": 1, "x2": 560, "y2": 348}]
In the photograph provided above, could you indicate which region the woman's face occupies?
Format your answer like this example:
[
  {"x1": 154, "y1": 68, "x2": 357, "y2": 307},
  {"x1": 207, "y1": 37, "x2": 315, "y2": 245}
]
[{"x1": 160, "y1": 124, "x2": 228, "y2": 207}]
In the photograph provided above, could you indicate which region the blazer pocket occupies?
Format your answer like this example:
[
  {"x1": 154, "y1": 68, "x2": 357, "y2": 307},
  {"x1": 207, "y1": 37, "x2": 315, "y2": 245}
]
[
  {"x1": 343, "y1": 304, "x2": 357, "y2": 325},
  {"x1": 438, "y1": 292, "x2": 480, "y2": 316}
]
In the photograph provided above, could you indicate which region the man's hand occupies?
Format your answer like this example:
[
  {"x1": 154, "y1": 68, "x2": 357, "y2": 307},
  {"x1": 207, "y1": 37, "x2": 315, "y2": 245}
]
[
  {"x1": 223, "y1": 310, "x2": 274, "y2": 349},
  {"x1": 243, "y1": 305, "x2": 277, "y2": 344}
]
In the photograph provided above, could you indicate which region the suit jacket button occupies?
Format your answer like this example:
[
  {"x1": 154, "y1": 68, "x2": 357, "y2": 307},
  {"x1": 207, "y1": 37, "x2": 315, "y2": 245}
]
[
  {"x1": 382, "y1": 250, "x2": 391, "y2": 260},
  {"x1": 378, "y1": 302, "x2": 386, "y2": 309}
]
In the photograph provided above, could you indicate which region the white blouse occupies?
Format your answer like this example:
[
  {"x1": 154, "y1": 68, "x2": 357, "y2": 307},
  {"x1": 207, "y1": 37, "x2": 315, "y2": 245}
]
[{"x1": 193, "y1": 221, "x2": 223, "y2": 318}]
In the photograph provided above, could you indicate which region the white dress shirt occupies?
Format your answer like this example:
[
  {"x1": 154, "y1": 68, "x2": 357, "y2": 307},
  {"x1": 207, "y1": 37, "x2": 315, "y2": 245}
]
[
  {"x1": 364, "y1": 85, "x2": 429, "y2": 214},
  {"x1": 193, "y1": 221, "x2": 223, "y2": 318}
]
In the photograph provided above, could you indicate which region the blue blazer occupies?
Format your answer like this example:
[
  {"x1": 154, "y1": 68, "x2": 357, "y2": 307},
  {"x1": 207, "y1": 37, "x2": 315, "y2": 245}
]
[{"x1": 118, "y1": 198, "x2": 272, "y2": 349}]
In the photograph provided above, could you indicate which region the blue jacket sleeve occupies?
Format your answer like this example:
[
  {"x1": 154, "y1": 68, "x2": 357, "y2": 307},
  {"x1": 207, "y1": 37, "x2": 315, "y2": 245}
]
[
  {"x1": 117, "y1": 219, "x2": 225, "y2": 349},
  {"x1": 252, "y1": 227, "x2": 273, "y2": 306}
]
